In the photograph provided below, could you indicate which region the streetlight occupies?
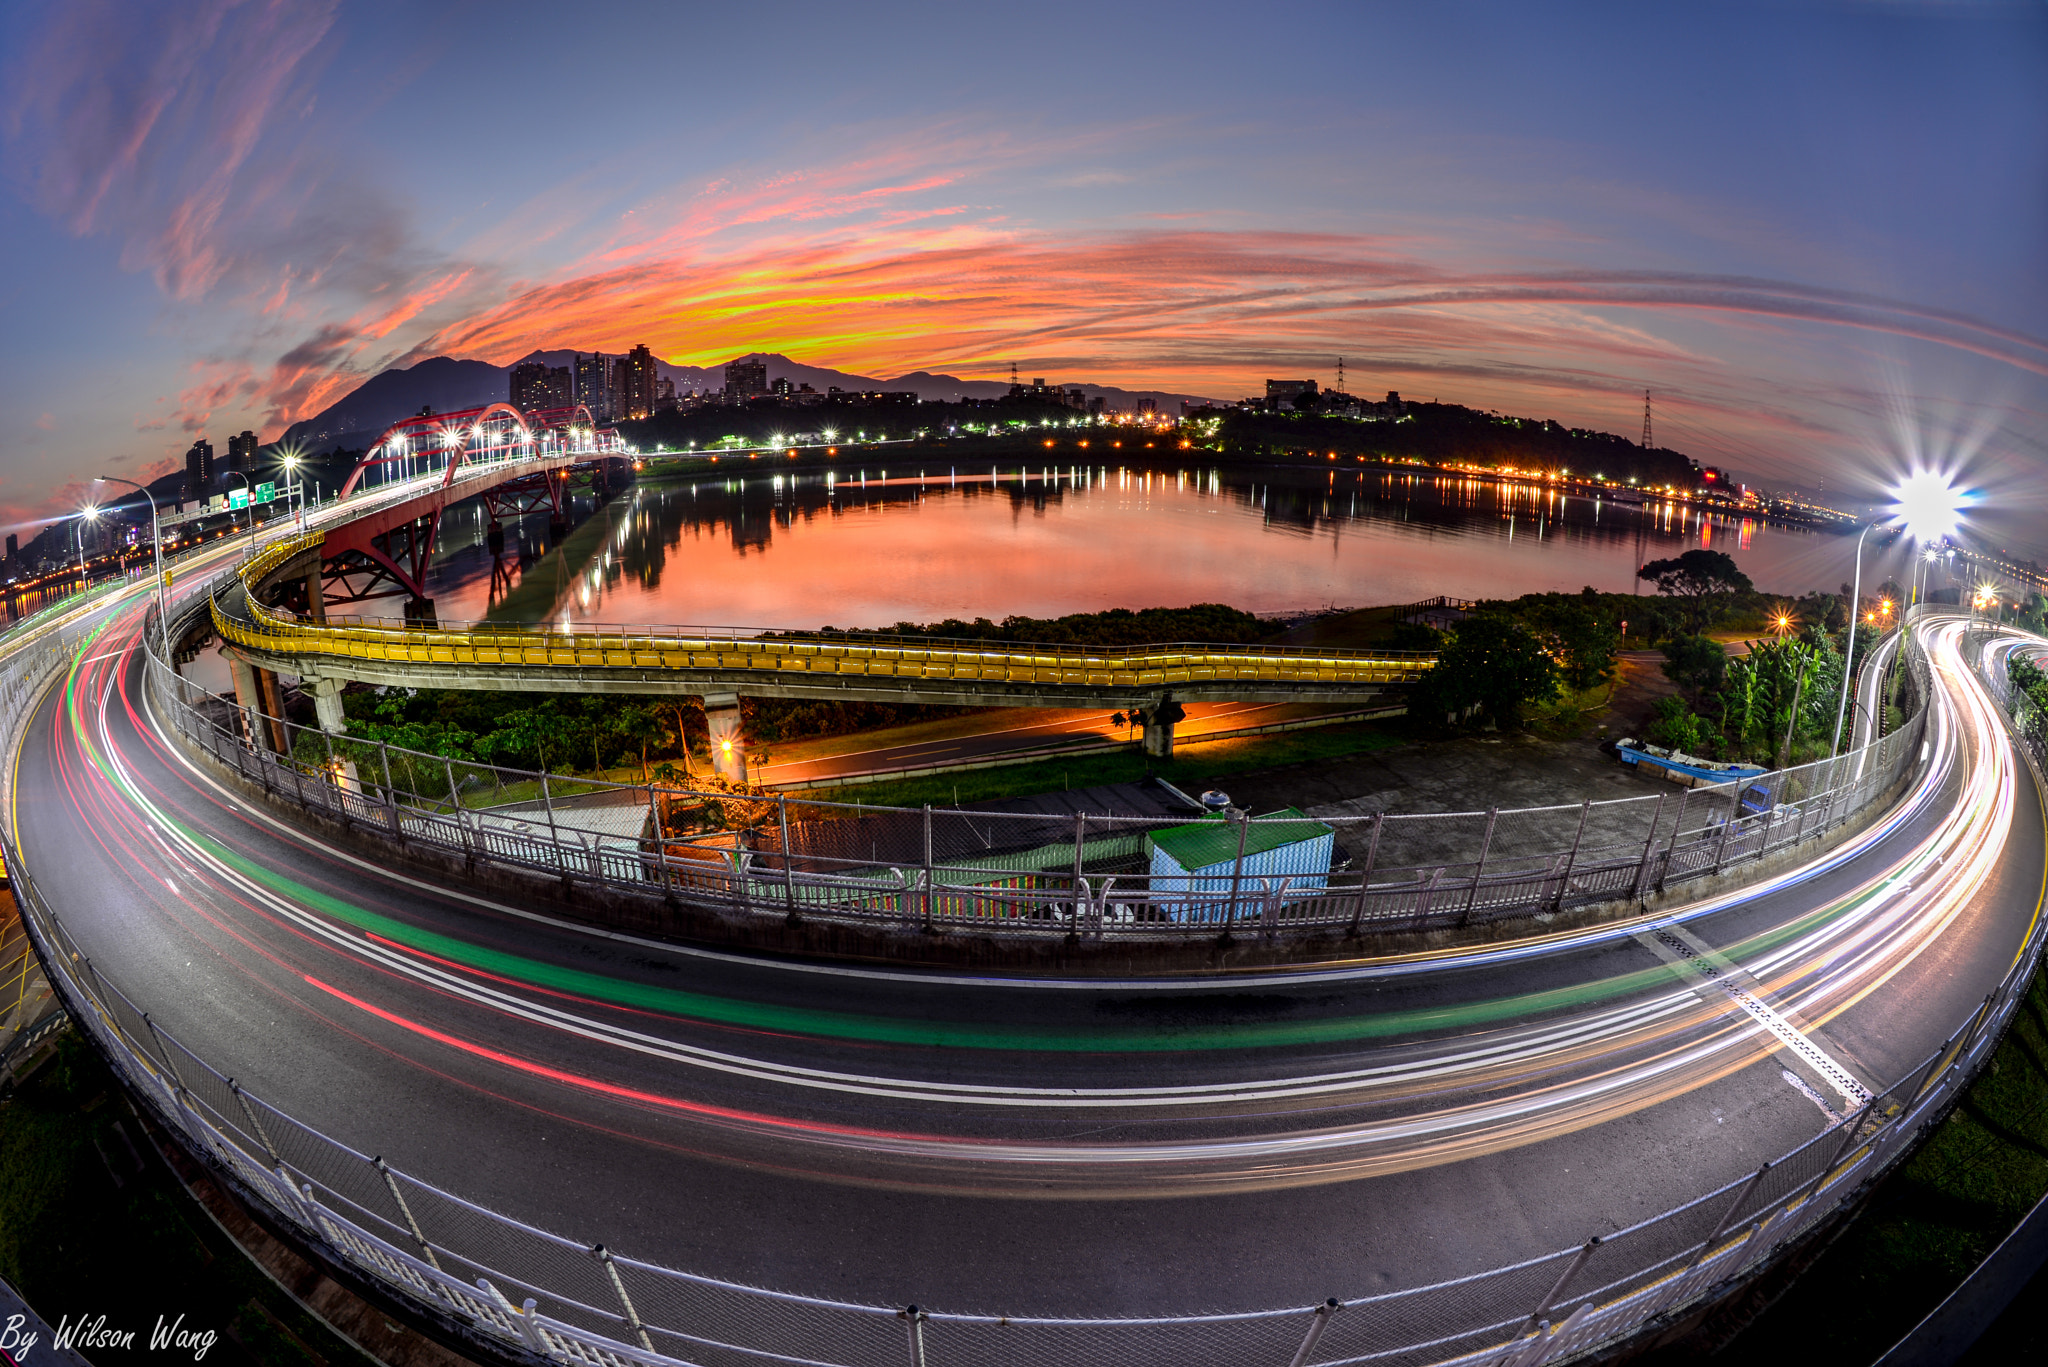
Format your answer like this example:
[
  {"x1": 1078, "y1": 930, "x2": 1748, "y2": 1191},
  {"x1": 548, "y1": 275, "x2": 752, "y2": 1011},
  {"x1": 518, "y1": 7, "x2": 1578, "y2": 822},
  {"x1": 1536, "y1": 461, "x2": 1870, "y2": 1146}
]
[
  {"x1": 1827, "y1": 521, "x2": 1873, "y2": 757},
  {"x1": 73, "y1": 505, "x2": 98, "y2": 591},
  {"x1": 95, "y1": 475, "x2": 171, "y2": 663}
]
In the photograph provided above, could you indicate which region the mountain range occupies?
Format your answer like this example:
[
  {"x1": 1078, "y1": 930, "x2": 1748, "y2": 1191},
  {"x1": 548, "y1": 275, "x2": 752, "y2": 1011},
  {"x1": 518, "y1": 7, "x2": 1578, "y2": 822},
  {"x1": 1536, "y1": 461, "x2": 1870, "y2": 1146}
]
[{"x1": 280, "y1": 353, "x2": 1230, "y2": 452}]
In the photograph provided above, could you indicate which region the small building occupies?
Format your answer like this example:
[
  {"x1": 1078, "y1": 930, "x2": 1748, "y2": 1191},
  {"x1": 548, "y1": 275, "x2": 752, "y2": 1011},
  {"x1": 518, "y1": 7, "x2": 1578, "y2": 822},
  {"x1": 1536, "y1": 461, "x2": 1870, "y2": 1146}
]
[{"x1": 1146, "y1": 808, "x2": 1334, "y2": 919}]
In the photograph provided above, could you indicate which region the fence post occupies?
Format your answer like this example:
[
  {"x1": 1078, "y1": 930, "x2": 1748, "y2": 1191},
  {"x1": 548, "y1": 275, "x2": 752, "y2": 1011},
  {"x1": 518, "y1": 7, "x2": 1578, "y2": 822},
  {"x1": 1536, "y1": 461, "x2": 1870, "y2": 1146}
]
[
  {"x1": 230, "y1": 1079, "x2": 284, "y2": 1165},
  {"x1": 1288, "y1": 1299, "x2": 1342, "y2": 1367},
  {"x1": 900, "y1": 1305, "x2": 927, "y2": 1367},
  {"x1": 1458, "y1": 807, "x2": 1498, "y2": 925},
  {"x1": 379, "y1": 742, "x2": 400, "y2": 840},
  {"x1": 1229, "y1": 808, "x2": 1251, "y2": 922},
  {"x1": 1349, "y1": 813, "x2": 1384, "y2": 934},
  {"x1": 1553, "y1": 801, "x2": 1590, "y2": 912},
  {"x1": 779, "y1": 794, "x2": 798, "y2": 918},
  {"x1": 921, "y1": 804, "x2": 935, "y2": 929},
  {"x1": 1412, "y1": 866, "x2": 1444, "y2": 930},
  {"x1": 322, "y1": 731, "x2": 346, "y2": 826},
  {"x1": 1711, "y1": 788, "x2": 1738, "y2": 875},
  {"x1": 594, "y1": 1245, "x2": 654, "y2": 1353},
  {"x1": 1630, "y1": 793, "x2": 1667, "y2": 904},
  {"x1": 372, "y1": 1156, "x2": 442, "y2": 1271},
  {"x1": 1655, "y1": 786, "x2": 1691, "y2": 891},
  {"x1": 1072, "y1": 811, "x2": 1088, "y2": 927},
  {"x1": 539, "y1": 768, "x2": 561, "y2": 872},
  {"x1": 1688, "y1": 1163, "x2": 1771, "y2": 1270},
  {"x1": 1523, "y1": 1237, "x2": 1600, "y2": 1334}
]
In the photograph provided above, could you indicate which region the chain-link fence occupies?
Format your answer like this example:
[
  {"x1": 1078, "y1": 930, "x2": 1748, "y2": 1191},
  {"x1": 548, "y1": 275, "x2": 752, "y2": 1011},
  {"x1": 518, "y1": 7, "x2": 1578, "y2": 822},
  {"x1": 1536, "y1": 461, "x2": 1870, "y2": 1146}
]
[
  {"x1": 4, "y1": 605, "x2": 2040, "y2": 1367},
  {"x1": 155, "y1": 576, "x2": 1933, "y2": 948}
]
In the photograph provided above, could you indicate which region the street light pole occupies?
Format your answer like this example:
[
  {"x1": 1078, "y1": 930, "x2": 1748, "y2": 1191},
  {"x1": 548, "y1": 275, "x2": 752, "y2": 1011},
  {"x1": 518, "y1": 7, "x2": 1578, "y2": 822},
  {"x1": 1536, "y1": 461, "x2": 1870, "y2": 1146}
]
[
  {"x1": 95, "y1": 475, "x2": 171, "y2": 664},
  {"x1": 1828, "y1": 523, "x2": 1872, "y2": 757},
  {"x1": 72, "y1": 507, "x2": 96, "y2": 592},
  {"x1": 225, "y1": 471, "x2": 258, "y2": 551}
]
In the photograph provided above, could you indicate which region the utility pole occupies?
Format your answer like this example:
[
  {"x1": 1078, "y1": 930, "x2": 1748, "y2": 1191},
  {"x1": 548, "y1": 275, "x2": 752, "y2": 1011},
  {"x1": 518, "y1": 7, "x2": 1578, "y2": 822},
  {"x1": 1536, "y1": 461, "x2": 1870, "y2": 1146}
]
[{"x1": 1642, "y1": 389, "x2": 1653, "y2": 449}]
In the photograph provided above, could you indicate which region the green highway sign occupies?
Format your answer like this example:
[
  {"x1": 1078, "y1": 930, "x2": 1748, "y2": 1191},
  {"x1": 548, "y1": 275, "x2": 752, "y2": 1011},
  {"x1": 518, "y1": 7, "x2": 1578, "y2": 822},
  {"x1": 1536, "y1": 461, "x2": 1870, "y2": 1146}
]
[
  {"x1": 255, "y1": 482, "x2": 277, "y2": 504},
  {"x1": 227, "y1": 490, "x2": 250, "y2": 510}
]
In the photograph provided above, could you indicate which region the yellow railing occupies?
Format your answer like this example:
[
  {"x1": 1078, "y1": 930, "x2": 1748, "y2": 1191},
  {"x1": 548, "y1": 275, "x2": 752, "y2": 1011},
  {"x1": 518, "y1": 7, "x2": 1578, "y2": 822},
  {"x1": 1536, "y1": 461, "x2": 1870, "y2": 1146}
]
[{"x1": 214, "y1": 531, "x2": 1435, "y2": 689}]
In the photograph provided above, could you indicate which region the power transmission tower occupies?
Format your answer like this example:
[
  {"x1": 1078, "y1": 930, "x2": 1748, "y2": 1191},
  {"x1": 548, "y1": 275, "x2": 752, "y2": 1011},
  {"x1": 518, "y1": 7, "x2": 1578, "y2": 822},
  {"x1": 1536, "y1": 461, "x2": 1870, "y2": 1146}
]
[
  {"x1": 1641, "y1": 389, "x2": 1653, "y2": 448},
  {"x1": 1337, "y1": 357, "x2": 1345, "y2": 392}
]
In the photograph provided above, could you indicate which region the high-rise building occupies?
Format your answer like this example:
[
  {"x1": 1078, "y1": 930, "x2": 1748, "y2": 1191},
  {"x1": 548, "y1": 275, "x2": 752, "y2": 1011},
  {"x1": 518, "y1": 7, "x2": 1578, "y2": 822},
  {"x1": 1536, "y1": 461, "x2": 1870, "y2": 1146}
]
[
  {"x1": 620, "y1": 345, "x2": 658, "y2": 421},
  {"x1": 724, "y1": 358, "x2": 768, "y2": 403},
  {"x1": 185, "y1": 438, "x2": 215, "y2": 497},
  {"x1": 5, "y1": 533, "x2": 16, "y2": 564},
  {"x1": 655, "y1": 376, "x2": 677, "y2": 412},
  {"x1": 511, "y1": 361, "x2": 573, "y2": 413},
  {"x1": 226, "y1": 430, "x2": 257, "y2": 474},
  {"x1": 574, "y1": 353, "x2": 614, "y2": 421}
]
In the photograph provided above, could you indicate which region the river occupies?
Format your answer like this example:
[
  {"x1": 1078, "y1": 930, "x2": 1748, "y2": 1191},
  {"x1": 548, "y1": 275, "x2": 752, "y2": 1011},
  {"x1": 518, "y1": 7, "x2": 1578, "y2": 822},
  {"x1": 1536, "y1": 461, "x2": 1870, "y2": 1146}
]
[{"x1": 384, "y1": 460, "x2": 1916, "y2": 631}]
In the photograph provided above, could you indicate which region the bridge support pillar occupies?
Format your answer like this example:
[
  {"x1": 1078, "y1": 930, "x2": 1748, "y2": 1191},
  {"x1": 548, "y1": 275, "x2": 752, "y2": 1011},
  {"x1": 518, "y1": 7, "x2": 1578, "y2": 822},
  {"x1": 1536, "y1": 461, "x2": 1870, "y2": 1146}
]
[
  {"x1": 304, "y1": 566, "x2": 326, "y2": 624},
  {"x1": 223, "y1": 650, "x2": 287, "y2": 756},
  {"x1": 306, "y1": 676, "x2": 348, "y2": 734},
  {"x1": 703, "y1": 692, "x2": 746, "y2": 782},
  {"x1": 1140, "y1": 694, "x2": 1186, "y2": 760}
]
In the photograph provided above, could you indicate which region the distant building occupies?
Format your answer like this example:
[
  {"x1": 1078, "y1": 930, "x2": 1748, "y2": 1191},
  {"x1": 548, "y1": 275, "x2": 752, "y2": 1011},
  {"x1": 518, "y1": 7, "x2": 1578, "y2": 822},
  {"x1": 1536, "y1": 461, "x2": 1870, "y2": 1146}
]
[
  {"x1": 4, "y1": 533, "x2": 15, "y2": 563},
  {"x1": 620, "y1": 345, "x2": 657, "y2": 420},
  {"x1": 724, "y1": 358, "x2": 768, "y2": 402},
  {"x1": 655, "y1": 375, "x2": 677, "y2": 412},
  {"x1": 226, "y1": 430, "x2": 257, "y2": 474},
  {"x1": 1265, "y1": 379, "x2": 1314, "y2": 410},
  {"x1": 1136, "y1": 398, "x2": 1157, "y2": 416},
  {"x1": 511, "y1": 361, "x2": 572, "y2": 413},
  {"x1": 574, "y1": 353, "x2": 614, "y2": 421},
  {"x1": 185, "y1": 438, "x2": 215, "y2": 497}
]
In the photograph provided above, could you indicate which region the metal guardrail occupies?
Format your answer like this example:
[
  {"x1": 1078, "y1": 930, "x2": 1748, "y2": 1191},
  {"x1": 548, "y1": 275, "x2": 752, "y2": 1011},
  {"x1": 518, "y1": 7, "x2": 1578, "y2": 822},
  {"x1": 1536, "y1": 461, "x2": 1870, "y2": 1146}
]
[
  {"x1": 5, "y1": 590, "x2": 2035, "y2": 1367},
  {"x1": 159, "y1": 603, "x2": 1932, "y2": 944}
]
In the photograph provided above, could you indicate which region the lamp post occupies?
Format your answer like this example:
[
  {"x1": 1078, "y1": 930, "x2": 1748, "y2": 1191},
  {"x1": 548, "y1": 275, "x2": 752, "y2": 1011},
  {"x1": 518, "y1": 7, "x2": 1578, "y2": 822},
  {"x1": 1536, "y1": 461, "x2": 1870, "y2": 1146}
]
[
  {"x1": 1828, "y1": 523, "x2": 1872, "y2": 757},
  {"x1": 95, "y1": 475, "x2": 171, "y2": 664},
  {"x1": 72, "y1": 505, "x2": 97, "y2": 592}
]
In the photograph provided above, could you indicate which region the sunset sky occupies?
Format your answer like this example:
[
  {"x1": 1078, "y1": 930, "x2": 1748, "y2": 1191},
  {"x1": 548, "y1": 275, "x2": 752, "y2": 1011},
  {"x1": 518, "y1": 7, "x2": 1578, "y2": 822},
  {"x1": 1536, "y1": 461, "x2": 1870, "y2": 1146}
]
[{"x1": 2, "y1": 2, "x2": 2045, "y2": 547}]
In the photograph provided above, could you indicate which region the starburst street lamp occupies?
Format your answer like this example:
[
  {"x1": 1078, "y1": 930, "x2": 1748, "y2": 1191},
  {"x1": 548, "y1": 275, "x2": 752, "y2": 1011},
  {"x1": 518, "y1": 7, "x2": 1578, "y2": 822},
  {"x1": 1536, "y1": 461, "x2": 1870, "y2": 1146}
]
[
  {"x1": 94, "y1": 475, "x2": 171, "y2": 663},
  {"x1": 73, "y1": 504, "x2": 98, "y2": 589}
]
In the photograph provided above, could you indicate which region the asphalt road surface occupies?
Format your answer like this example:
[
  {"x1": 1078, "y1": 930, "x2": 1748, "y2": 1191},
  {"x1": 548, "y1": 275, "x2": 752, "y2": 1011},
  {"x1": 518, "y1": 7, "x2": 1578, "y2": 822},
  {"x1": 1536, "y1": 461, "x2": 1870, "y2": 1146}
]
[{"x1": 7, "y1": 576, "x2": 2038, "y2": 1320}]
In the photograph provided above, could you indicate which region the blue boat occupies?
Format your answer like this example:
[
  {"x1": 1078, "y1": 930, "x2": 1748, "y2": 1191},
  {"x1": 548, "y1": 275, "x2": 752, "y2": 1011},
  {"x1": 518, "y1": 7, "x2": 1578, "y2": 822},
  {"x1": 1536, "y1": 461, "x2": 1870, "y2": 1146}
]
[{"x1": 1613, "y1": 739, "x2": 1768, "y2": 787}]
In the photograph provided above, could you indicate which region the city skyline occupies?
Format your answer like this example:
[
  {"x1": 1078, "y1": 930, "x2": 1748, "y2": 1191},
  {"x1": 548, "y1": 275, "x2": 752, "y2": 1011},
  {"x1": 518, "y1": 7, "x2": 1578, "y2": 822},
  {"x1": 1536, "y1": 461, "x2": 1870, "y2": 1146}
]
[{"x1": 0, "y1": 3, "x2": 2044, "y2": 549}]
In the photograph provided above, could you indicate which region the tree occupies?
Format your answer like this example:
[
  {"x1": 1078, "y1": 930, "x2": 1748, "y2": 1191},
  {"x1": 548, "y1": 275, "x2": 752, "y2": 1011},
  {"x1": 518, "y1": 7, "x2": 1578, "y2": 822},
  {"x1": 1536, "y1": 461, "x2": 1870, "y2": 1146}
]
[
  {"x1": 1412, "y1": 614, "x2": 1558, "y2": 730},
  {"x1": 1525, "y1": 600, "x2": 1619, "y2": 692},
  {"x1": 1637, "y1": 549, "x2": 1753, "y2": 635},
  {"x1": 1662, "y1": 635, "x2": 1727, "y2": 696}
]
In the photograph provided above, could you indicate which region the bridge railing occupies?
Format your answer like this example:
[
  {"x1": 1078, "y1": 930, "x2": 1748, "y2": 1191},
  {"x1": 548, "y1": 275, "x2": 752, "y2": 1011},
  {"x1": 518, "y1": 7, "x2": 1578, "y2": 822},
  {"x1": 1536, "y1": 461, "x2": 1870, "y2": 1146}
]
[{"x1": 154, "y1": 590, "x2": 1933, "y2": 945}]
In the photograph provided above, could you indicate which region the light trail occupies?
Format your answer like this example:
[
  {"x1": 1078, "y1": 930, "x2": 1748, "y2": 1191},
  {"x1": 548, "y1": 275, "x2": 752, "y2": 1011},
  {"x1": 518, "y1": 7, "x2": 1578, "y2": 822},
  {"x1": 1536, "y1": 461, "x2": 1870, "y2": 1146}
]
[{"x1": 26, "y1": 580, "x2": 2017, "y2": 1199}]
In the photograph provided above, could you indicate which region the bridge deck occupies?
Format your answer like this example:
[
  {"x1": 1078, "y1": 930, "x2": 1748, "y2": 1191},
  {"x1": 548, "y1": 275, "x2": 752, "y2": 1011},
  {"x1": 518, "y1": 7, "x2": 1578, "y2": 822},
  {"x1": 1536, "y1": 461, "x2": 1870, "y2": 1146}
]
[{"x1": 213, "y1": 529, "x2": 1436, "y2": 705}]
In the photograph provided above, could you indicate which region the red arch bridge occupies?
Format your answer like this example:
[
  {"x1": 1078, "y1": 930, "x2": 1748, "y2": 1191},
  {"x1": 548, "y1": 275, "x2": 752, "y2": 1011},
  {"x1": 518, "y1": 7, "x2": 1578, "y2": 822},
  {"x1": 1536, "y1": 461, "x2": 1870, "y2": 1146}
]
[{"x1": 292, "y1": 402, "x2": 631, "y2": 626}]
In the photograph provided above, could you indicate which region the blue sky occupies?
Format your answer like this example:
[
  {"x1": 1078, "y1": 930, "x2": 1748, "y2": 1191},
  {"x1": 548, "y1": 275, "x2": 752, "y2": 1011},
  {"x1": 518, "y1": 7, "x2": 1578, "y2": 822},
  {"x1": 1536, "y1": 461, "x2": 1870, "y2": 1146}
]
[{"x1": 2, "y1": 1, "x2": 2044, "y2": 549}]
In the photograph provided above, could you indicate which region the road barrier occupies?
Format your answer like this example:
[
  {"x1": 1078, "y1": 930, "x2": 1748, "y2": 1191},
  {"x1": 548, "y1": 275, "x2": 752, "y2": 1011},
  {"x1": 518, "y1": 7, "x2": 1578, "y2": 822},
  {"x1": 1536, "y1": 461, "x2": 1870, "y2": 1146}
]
[
  {"x1": 4, "y1": 598, "x2": 2036, "y2": 1367},
  {"x1": 160, "y1": 581, "x2": 1933, "y2": 947}
]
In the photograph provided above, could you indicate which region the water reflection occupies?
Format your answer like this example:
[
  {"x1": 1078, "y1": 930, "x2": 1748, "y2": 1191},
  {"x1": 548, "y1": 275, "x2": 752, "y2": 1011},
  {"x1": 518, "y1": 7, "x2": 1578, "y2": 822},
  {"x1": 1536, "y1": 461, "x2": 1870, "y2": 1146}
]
[{"x1": 409, "y1": 463, "x2": 1858, "y2": 631}]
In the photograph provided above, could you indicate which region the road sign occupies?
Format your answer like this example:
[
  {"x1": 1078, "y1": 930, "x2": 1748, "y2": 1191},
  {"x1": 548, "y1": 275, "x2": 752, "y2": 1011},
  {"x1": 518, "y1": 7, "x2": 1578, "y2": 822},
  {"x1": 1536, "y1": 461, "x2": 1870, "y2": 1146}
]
[
  {"x1": 255, "y1": 482, "x2": 277, "y2": 504},
  {"x1": 227, "y1": 490, "x2": 249, "y2": 510}
]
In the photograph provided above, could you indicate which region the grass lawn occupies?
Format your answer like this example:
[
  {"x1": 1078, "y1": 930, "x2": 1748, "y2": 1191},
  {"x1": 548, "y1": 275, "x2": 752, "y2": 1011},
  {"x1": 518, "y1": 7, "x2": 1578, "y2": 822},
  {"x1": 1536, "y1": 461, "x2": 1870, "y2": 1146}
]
[
  {"x1": 0, "y1": 1034, "x2": 361, "y2": 1365},
  {"x1": 802, "y1": 720, "x2": 1405, "y2": 809},
  {"x1": 1718, "y1": 969, "x2": 2048, "y2": 1363}
]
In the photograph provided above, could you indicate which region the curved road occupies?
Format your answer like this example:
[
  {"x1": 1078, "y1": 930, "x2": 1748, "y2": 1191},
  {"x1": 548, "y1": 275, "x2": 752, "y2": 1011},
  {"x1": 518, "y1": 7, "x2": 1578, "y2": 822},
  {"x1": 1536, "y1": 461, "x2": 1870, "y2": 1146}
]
[{"x1": 7, "y1": 577, "x2": 2040, "y2": 1320}]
